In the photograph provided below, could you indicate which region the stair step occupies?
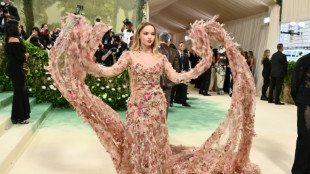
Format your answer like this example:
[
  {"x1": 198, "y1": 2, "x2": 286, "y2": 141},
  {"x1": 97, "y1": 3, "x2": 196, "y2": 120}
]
[
  {"x1": 0, "y1": 98, "x2": 36, "y2": 137},
  {"x1": 0, "y1": 103, "x2": 52, "y2": 173},
  {"x1": 0, "y1": 92, "x2": 13, "y2": 110}
]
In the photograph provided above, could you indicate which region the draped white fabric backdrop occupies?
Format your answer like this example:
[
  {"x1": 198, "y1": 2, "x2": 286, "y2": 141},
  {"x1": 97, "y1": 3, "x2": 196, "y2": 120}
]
[
  {"x1": 172, "y1": 12, "x2": 276, "y2": 95},
  {"x1": 282, "y1": 0, "x2": 310, "y2": 23}
]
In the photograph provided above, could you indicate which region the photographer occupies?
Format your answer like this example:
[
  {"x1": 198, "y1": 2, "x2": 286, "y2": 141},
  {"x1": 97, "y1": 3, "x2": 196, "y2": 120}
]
[
  {"x1": 0, "y1": 0, "x2": 20, "y2": 34},
  {"x1": 26, "y1": 26, "x2": 44, "y2": 49},
  {"x1": 111, "y1": 33, "x2": 128, "y2": 61},
  {"x1": 95, "y1": 33, "x2": 128, "y2": 66},
  {"x1": 121, "y1": 18, "x2": 134, "y2": 49},
  {"x1": 96, "y1": 30, "x2": 114, "y2": 66},
  {"x1": 40, "y1": 23, "x2": 52, "y2": 49},
  {"x1": 51, "y1": 27, "x2": 60, "y2": 43}
]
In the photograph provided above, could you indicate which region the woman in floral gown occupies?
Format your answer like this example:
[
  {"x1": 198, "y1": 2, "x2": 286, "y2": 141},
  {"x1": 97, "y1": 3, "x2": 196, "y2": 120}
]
[{"x1": 48, "y1": 13, "x2": 260, "y2": 173}]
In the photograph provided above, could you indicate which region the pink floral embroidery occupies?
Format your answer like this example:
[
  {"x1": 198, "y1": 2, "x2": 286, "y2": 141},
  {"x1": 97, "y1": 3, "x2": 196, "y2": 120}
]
[
  {"x1": 48, "y1": 13, "x2": 260, "y2": 174},
  {"x1": 144, "y1": 93, "x2": 151, "y2": 101}
]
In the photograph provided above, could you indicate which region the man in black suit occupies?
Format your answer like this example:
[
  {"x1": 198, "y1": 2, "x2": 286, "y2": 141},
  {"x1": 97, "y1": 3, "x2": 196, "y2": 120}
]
[
  {"x1": 0, "y1": 0, "x2": 20, "y2": 33},
  {"x1": 268, "y1": 43, "x2": 288, "y2": 105},
  {"x1": 175, "y1": 42, "x2": 190, "y2": 107}
]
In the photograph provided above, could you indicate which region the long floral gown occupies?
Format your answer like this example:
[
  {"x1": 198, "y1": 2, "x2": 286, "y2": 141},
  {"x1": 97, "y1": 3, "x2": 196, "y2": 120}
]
[{"x1": 48, "y1": 13, "x2": 260, "y2": 173}]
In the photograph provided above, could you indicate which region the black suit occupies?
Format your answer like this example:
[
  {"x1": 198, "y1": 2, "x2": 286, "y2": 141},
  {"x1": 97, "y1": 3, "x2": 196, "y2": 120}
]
[
  {"x1": 0, "y1": 4, "x2": 20, "y2": 33},
  {"x1": 175, "y1": 51, "x2": 189, "y2": 104},
  {"x1": 268, "y1": 51, "x2": 288, "y2": 102}
]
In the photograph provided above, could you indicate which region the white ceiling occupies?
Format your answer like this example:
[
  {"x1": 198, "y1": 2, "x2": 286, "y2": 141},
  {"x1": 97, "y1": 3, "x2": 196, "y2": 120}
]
[{"x1": 149, "y1": 0, "x2": 276, "y2": 34}]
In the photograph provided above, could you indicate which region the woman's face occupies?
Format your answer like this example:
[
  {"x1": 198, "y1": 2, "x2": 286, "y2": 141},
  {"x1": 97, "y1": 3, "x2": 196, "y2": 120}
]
[
  {"x1": 139, "y1": 25, "x2": 155, "y2": 48},
  {"x1": 266, "y1": 51, "x2": 270, "y2": 57},
  {"x1": 32, "y1": 29, "x2": 38, "y2": 36}
]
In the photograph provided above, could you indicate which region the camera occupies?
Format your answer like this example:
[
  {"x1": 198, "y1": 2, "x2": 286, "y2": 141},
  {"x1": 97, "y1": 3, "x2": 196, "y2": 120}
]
[
  {"x1": 112, "y1": 34, "x2": 121, "y2": 43},
  {"x1": 0, "y1": 2, "x2": 8, "y2": 14},
  {"x1": 123, "y1": 18, "x2": 132, "y2": 26},
  {"x1": 110, "y1": 34, "x2": 121, "y2": 53},
  {"x1": 74, "y1": 5, "x2": 84, "y2": 15}
]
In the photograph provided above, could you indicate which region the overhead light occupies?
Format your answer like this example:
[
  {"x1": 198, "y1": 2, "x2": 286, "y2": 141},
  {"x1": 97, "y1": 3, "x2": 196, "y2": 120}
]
[
  {"x1": 185, "y1": 35, "x2": 189, "y2": 41},
  {"x1": 290, "y1": 21, "x2": 296, "y2": 27},
  {"x1": 299, "y1": 22, "x2": 305, "y2": 28},
  {"x1": 264, "y1": 17, "x2": 270, "y2": 24}
]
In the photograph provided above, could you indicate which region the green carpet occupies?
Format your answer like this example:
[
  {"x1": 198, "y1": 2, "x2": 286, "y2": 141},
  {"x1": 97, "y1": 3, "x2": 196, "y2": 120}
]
[{"x1": 41, "y1": 97, "x2": 227, "y2": 135}]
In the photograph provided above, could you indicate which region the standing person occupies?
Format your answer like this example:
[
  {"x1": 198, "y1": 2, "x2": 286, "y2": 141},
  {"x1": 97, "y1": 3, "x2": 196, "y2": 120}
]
[
  {"x1": 216, "y1": 46, "x2": 226, "y2": 95},
  {"x1": 0, "y1": 0, "x2": 20, "y2": 34},
  {"x1": 49, "y1": 14, "x2": 260, "y2": 173},
  {"x1": 121, "y1": 18, "x2": 134, "y2": 49},
  {"x1": 296, "y1": 52, "x2": 303, "y2": 60},
  {"x1": 261, "y1": 49, "x2": 271, "y2": 101},
  {"x1": 4, "y1": 19, "x2": 30, "y2": 124},
  {"x1": 199, "y1": 48, "x2": 212, "y2": 96},
  {"x1": 268, "y1": 43, "x2": 288, "y2": 105},
  {"x1": 158, "y1": 31, "x2": 179, "y2": 117},
  {"x1": 175, "y1": 42, "x2": 190, "y2": 107},
  {"x1": 40, "y1": 23, "x2": 52, "y2": 49},
  {"x1": 209, "y1": 48, "x2": 218, "y2": 92},
  {"x1": 247, "y1": 51, "x2": 254, "y2": 72},
  {"x1": 291, "y1": 53, "x2": 310, "y2": 174},
  {"x1": 26, "y1": 26, "x2": 44, "y2": 49}
]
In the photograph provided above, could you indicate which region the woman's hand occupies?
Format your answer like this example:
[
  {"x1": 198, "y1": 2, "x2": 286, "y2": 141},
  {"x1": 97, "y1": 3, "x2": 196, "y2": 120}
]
[{"x1": 25, "y1": 53, "x2": 29, "y2": 59}]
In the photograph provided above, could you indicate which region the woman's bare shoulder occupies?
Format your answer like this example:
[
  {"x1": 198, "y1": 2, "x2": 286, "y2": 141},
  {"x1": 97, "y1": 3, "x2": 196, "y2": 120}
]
[{"x1": 8, "y1": 37, "x2": 20, "y2": 43}]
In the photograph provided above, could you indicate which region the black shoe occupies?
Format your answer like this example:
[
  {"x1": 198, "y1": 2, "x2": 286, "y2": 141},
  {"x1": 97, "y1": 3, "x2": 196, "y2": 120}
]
[
  {"x1": 199, "y1": 91, "x2": 203, "y2": 95},
  {"x1": 275, "y1": 101, "x2": 284, "y2": 105},
  {"x1": 261, "y1": 96, "x2": 268, "y2": 101},
  {"x1": 229, "y1": 93, "x2": 232, "y2": 97},
  {"x1": 182, "y1": 103, "x2": 191, "y2": 107},
  {"x1": 268, "y1": 100, "x2": 274, "y2": 103},
  {"x1": 203, "y1": 93, "x2": 211, "y2": 96},
  {"x1": 170, "y1": 103, "x2": 173, "y2": 107},
  {"x1": 11, "y1": 119, "x2": 29, "y2": 124}
]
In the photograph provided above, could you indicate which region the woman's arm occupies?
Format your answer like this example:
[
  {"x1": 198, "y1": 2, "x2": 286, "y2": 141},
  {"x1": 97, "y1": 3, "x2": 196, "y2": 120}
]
[
  {"x1": 163, "y1": 54, "x2": 211, "y2": 84},
  {"x1": 249, "y1": 58, "x2": 254, "y2": 68},
  {"x1": 85, "y1": 51, "x2": 130, "y2": 78}
]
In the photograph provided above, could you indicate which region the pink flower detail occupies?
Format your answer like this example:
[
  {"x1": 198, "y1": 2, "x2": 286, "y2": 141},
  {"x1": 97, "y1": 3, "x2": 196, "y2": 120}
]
[
  {"x1": 154, "y1": 65, "x2": 160, "y2": 73},
  {"x1": 144, "y1": 93, "x2": 151, "y2": 101},
  {"x1": 137, "y1": 104, "x2": 143, "y2": 109},
  {"x1": 225, "y1": 144, "x2": 230, "y2": 151},
  {"x1": 128, "y1": 102, "x2": 133, "y2": 106},
  {"x1": 70, "y1": 91, "x2": 77, "y2": 98},
  {"x1": 137, "y1": 110, "x2": 141, "y2": 116}
]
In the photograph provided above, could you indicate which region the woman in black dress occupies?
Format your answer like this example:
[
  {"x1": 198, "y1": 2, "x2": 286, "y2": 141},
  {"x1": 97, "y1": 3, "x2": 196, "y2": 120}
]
[
  {"x1": 5, "y1": 20, "x2": 30, "y2": 124},
  {"x1": 261, "y1": 49, "x2": 271, "y2": 101}
]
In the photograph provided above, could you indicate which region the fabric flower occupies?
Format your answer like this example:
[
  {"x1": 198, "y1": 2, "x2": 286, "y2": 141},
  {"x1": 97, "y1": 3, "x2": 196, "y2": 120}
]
[{"x1": 144, "y1": 93, "x2": 151, "y2": 101}]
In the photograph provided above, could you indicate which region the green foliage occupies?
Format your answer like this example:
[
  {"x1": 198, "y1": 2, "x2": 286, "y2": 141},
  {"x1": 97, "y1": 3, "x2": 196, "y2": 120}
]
[
  {"x1": 0, "y1": 41, "x2": 130, "y2": 110},
  {"x1": 284, "y1": 60, "x2": 296, "y2": 84}
]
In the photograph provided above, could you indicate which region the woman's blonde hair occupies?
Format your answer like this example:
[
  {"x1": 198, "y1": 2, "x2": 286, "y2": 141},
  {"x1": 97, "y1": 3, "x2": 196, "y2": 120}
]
[
  {"x1": 131, "y1": 22, "x2": 161, "y2": 58},
  {"x1": 261, "y1": 49, "x2": 270, "y2": 64}
]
